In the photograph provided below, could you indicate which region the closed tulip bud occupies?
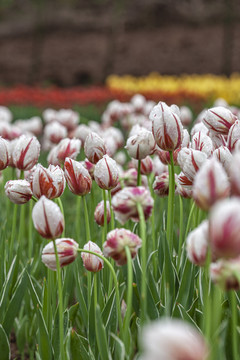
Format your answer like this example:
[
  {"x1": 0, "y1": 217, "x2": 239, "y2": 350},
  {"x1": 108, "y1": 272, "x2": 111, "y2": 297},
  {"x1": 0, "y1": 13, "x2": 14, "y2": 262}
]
[
  {"x1": 186, "y1": 220, "x2": 209, "y2": 266},
  {"x1": 120, "y1": 168, "x2": 148, "y2": 188},
  {"x1": 32, "y1": 196, "x2": 64, "y2": 239},
  {"x1": 132, "y1": 156, "x2": 153, "y2": 175},
  {"x1": 57, "y1": 138, "x2": 81, "y2": 164},
  {"x1": 202, "y1": 106, "x2": 237, "y2": 134},
  {"x1": 83, "y1": 158, "x2": 95, "y2": 179},
  {"x1": 103, "y1": 228, "x2": 142, "y2": 266},
  {"x1": 0, "y1": 137, "x2": 9, "y2": 170},
  {"x1": 180, "y1": 106, "x2": 193, "y2": 127},
  {"x1": 126, "y1": 128, "x2": 155, "y2": 160},
  {"x1": 208, "y1": 131, "x2": 226, "y2": 149},
  {"x1": 73, "y1": 124, "x2": 92, "y2": 144},
  {"x1": 42, "y1": 238, "x2": 79, "y2": 271},
  {"x1": 191, "y1": 122, "x2": 208, "y2": 137},
  {"x1": 42, "y1": 108, "x2": 57, "y2": 123},
  {"x1": 178, "y1": 148, "x2": 207, "y2": 181},
  {"x1": 227, "y1": 120, "x2": 240, "y2": 152},
  {"x1": 44, "y1": 121, "x2": 68, "y2": 144},
  {"x1": 64, "y1": 158, "x2": 92, "y2": 196},
  {"x1": 81, "y1": 241, "x2": 104, "y2": 272},
  {"x1": 0, "y1": 106, "x2": 12, "y2": 123},
  {"x1": 191, "y1": 132, "x2": 213, "y2": 157},
  {"x1": 13, "y1": 135, "x2": 40, "y2": 170},
  {"x1": 229, "y1": 153, "x2": 240, "y2": 196},
  {"x1": 112, "y1": 186, "x2": 153, "y2": 224},
  {"x1": 94, "y1": 200, "x2": 111, "y2": 226},
  {"x1": 15, "y1": 117, "x2": 42, "y2": 136},
  {"x1": 156, "y1": 148, "x2": 180, "y2": 166},
  {"x1": 193, "y1": 158, "x2": 230, "y2": 211},
  {"x1": 131, "y1": 94, "x2": 146, "y2": 114},
  {"x1": 57, "y1": 109, "x2": 79, "y2": 130},
  {"x1": 210, "y1": 257, "x2": 240, "y2": 291},
  {"x1": 94, "y1": 155, "x2": 119, "y2": 190},
  {"x1": 153, "y1": 172, "x2": 170, "y2": 197},
  {"x1": 32, "y1": 164, "x2": 65, "y2": 199},
  {"x1": 84, "y1": 132, "x2": 106, "y2": 164},
  {"x1": 140, "y1": 319, "x2": 208, "y2": 360},
  {"x1": 212, "y1": 146, "x2": 232, "y2": 174},
  {"x1": 209, "y1": 198, "x2": 240, "y2": 259},
  {"x1": 47, "y1": 146, "x2": 61, "y2": 166},
  {"x1": 150, "y1": 101, "x2": 183, "y2": 151},
  {"x1": 176, "y1": 172, "x2": 193, "y2": 198},
  {"x1": 5, "y1": 179, "x2": 32, "y2": 204}
]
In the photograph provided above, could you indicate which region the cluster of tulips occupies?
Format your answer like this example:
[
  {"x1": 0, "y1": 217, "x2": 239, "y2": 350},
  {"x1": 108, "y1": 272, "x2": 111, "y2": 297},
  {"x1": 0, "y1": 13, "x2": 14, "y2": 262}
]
[{"x1": 0, "y1": 93, "x2": 240, "y2": 359}]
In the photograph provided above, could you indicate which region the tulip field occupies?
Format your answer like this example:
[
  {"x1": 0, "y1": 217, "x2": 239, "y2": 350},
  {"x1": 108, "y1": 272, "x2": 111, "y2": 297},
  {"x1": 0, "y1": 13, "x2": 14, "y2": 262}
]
[{"x1": 1, "y1": 93, "x2": 240, "y2": 360}]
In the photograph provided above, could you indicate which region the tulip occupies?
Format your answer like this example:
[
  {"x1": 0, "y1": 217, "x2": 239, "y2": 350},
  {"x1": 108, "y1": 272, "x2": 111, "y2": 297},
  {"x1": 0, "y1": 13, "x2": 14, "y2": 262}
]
[
  {"x1": 72, "y1": 124, "x2": 92, "y2": 144},
  {"x1": 179, "y1": 105, "x2": 193, "y2": 127},
  {"x1": 42, "y1": 108, "x2": 57, "y2": 123},
  {"x1": 44, "y1": 121, "x2": 68, "y2": 144},
  {"x1": 191, "y1": 131, "x2": 213, "y2": 157},
  {"x1": 42, "y1": 238, "x2": 79, "y2": 271},
  {"x1": 47, "y1": 145, "x2": 61, "y2": 166},
  {"x1": 125, "y1": 128, "x2": 155, "y2": 160},
  {"x1": 12, "y1": 135, "x2": 40, "y2": 171},
  {"x1": 103, "y1": 228, "x2": 142, "y2": 266},
  {"x1": 202, "y1": 106, "x2": 237, "y2": 134},
  {"x1": 208, "y1": 131, "x2": 226, "y2": 149},
  {"x1": 32, "y1": 164, "x2": 65, "y2": 199},
  {"x1": 120, "y1": 168, "x2": 148, "y2": 188},
  {"x1": 94, "y1": 200, "x2": 111, "y2": 226},
  {"x1": 94, "y1": 155, "x2": 119, "y2": 190},
  {"x1": 64, "y1": 157, "x2": 92, "y2": 196},
  {"x1": 81, "y1": 241, "x2": 104, "y2": 272},
  {"x1": 32, "y1": 196, "x2": 64, "y2": 239},
  {"x1": 0, "y1": 137, "x2": 9, "y2": 170},
  {"x1": 15, "y1": 117, "x2": 43, "y2": 136},
  {"x1": 131, "y1": 156, "x2": 153, "y2": 175},
  {"x1": 176, "y1": 172, "x2": 193, "y2": 198},
  {"x1": 131, "y1": 94, "x2": 146, "y2": 114},
  {"x1": 0, "y1": 122, "x2": 11, "y2": 140},
  {"x1": 84, "y1": 132, "x2": 106, "y2": 164},
  {"x1": 152, "y1": 155, "x2": 168, "y2": 176},
  {"x1": 210, "y1": 257, "x2": 240, "y2": 291},
  {"x1": 153, "y1": 172, "x2": 170, "y2": 197},
  {"x1": 5, "y1": 179, "x2": 32, "y2": 204},
  {"x1": 191, "y1": 122, "x2": 208, "y2": 137},
  {"x1": 57, "y1": 138, "x2": 81, "y2": 164},
  {"x1": 212, "y1": 146, "x2": 232, "y2": 174},
  {"x1": 57, "y1": 109, "x2": 79, "y2": 130},
  {"x1": 178, "y1": 148, "x2": 207, "y2": 181},
  {"x1": 186, "y1": 220, "x2": 209, "y2": 266},
  {"x1": 227, "y1": 120, "x2": 240, "y2": 152},
  {"x1": 0, "y1": 106, "x2": 12, "y2": 123}
]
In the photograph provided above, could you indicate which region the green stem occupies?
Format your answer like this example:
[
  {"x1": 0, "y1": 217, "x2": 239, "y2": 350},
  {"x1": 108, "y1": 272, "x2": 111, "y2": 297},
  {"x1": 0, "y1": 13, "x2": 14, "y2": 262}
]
[
  {"x1": 108, "y1": 190, "x2": 115, "y2": 231},
  {"x1": 123, "y1": 246, "x2": 133, "y2": 351},
  {"x1": 9, "y1": 203, "x2": 18, "y2": 266},
  {"x1": 203, "y1": 249, "x2": 212, "y2": 342},
  {"x1": 137, "y1": 159, "x2": 141, "y2": 186},
  {"x1": 166, "y1": 151, "x2": 175, "y2": 252},
  {"x1": 57, "y1": 197, "x2": 65, "y2": 237},
  {"x1": 230, "y1": 290, "x2": 238, "y2": 360},
  {"x1": 53, "y1": 239, "x2": 65, "y2": 360},
  {"x1": 177, "y1": 195, "x2": 184, "y2": 270},
  {"x1": 94, "y1": 273, "x2": 98, "y2": 310},
  {"x1": 28, "y1": 200, "x2": 33, "y2": 258},
  {"x1": 148, "y1": 175, "x2": 157, "y2": 278},
  {"x1": 103, "y1": 189, "x2": 107, "y2": 244},
  {"x1": 82, "y1": 195, "x2": 91, "y2": 307},
  {"x1": 75, "y1": 196, "x2": 82, "y2": 243},
  {"x1": 18, "y1": 203, "x2": 26, "y2": 257}
]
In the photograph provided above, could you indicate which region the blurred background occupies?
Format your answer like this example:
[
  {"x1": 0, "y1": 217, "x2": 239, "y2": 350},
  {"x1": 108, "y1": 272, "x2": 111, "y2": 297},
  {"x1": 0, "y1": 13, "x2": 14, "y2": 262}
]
[{"x1": 0, "y1": 0, "x2": 239, "y2": 87}]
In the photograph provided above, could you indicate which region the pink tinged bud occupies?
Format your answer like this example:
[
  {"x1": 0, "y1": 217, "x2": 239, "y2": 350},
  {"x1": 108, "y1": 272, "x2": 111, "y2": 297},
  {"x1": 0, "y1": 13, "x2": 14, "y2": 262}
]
[
  {"x1": 227, "y1": 120, "x2": 240, "y2": 152},
  {"x1": 153, "y1": 172, "x2": 170, "y2": 197},
  {"x1": 83, "y1": 158, "x2": 95, "y2": 179},
  {"x1": 150, "y1": 101, "x2": 183, "y2": 151},
  {"x1": 178, "y1": 148, "x2": 207, "y2": 181},
  {"x1": 202, "y1": 106, "x2": 237, "y2": 134},
  {"x1": 32, "y1": 164, "x2": 65, "y2": 200},
  {"x1": 210, "y1": 257, "x2": 240, "y2": 291},
  {"x1": 112, "y1": 186, "x2": 153, "y2": 224},
  {"x1": 103, "y1": 228, "x2": 142, "y2": 266},
  {"x1": 81, "y1": 241, "x2": 104, "y2": 272},
  {"x1": 32, "y1": 196, "x2": 64, "y2": 239},
  {"x1": 186, "y1": 220, "x2": 209, "y2": 266},
  {"x1": 131, "y1": 156, "x2": 153, "y2": 175},
  {"x1": 94, "y1": 155, "x2": 119, "y2": 190},
  {"x1": 5, "y1": 179, "x2": 32, "y2": 204},
  {"x1": 176, "y1": 172, "x2": 193, "y2": 198},
  {"x1": 64, "y1": 157, "x2": 92, "y2": 196},
  {"x1": 193, "y1": 158, "x2": 230, "y2": 211},
  {"x1": 44, "y1": 121, "x2": 68, "y2": 144},
  {"x1": 126, "y1": 128, "x2": 155, "y2": 160},
  {"x1": 191, "y1": 132, "x2": 213, "y2": 158},
  {"x1": 209, "y1": 198, "x2": 240, "y2": 259},
  {"x1": 57, "y1": 138, "x2": 81, "y2": 164},
  {"x1": 120, "y1": 168, "x2": 148, "y2": 188},
  {"x1": 94, "y1": 200, "x2": 111, "y2": 226},
  {"x1": 42, "y1": 238, "x2": 79, "y2": 271},
  {"x1": 12, "y1": 135, "x2": 40, "y2": 171},
  {"x1": 0, "y1": 137, "x2": 9, "y2": 170},
  {"x1": 84, "y1": 132, "x2": 106, "y2": 164},
  {"x1": 141, "y1": 319, "x2": 209, "y2": 360},
  {"x1": 212, "y1": 146, "x2": 232, "y2": 174},
  {"x1": 156, "y1": 148, "x2": 180, "y2": 166}
]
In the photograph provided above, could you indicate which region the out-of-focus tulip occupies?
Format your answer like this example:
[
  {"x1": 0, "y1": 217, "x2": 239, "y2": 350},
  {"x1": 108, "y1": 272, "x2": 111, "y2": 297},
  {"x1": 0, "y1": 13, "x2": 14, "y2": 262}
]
[
  {"x1": 12, "y1": 135, "x2": 40, "y2": 171},
  {"x1": 176, "y1": 172, "x2": 193, "y2": 198},
  {"x1": 210, "y1": 257, "x2": 240, "y2": 291},
  {"x1": 0, "y1": 137, "x2": 9, "y2": 170},
  {"x1": 32, "y1": 164, "x2": 65, "y2": 199},
  {"x1": 112, "y1": 186, "x2": 153, "y2": 224},
  {"x1": 125, "y1": 128, "x2": 155, "y2": 160},
  {"x1": 114, "y1": 151, "x2": 127, "y2": 166},
  {"x1": 193, "y1": 158, "x2": 230, "y2": 211},
  {"x1": 191, "y1": 122, "x2": 208, "y2": 137},
  {"x1": 94, "y1": 155, "x2": 119, "y2": 190},
  {"x1": 5, "y1": 179, "x2": 32, "y2": 204},
  {"x1": 0, "y1": 122, "x2": 11, "y2": 140},
  {"x1": 209, "y1": 198, "x2": 240, "y2": 259},
  {"x1": 94, "y1": 200, "x2": 111, "y2": 226},
  {"x1": 84, "y1": 132, "x2": 106, "y2": 164},
  {"x1": 42, "y1": 238, "x2": 79, "y2": 270},
  {"x1": 131, "y1": 156, "x2": 153, "y2": 175},
  {"x1": 202, "y1": 106, "x2": 237, "y2": 134},
  {"x1": 186, "y1": 220, "x2": 209, "y2": 266},
  {"x1": 150, "y1": 101, "x2": 183, "y2": 151},
  {"x1": 42, "y1": 109, "x2": 57, "y2": 123},
  {"x1": 47, "y1": 146, "x2": 61, "y2": 166},
  {"x1": 15, "y1": 117, "x2": 43, "y2": 136},
  {"x1": 32, "y1": 196, "x2": 64, "y2": 239},
  {"x1": 178, "y1": 148, "x2": 207, "y2": 181},
  {"x1": 131, "y1": 94, "x2": 146, "y2": 114},
  {"x1": 83, "y1": 158, "x2": 95, "y2": 179},
  {"x1": 103, "y1": 228, "x2": 142, "y2": 266},
  {"x1": 44, "y1": 121, "x2": 68, "y2": 144},
  {"x1": 208, "y1": 131, "x2": 226, "y2": 149},
  {"x1": 191, "y1": 132, "x2": 213, "y2": 157},
  {"x1": 227, "y1": 120, "x2": 240, "y2": 152},
  {"x1": 0, "y1": 106, "x2": 12, "y2": 123},
  {"x1": 57, "y1": 109, "x2": 79, "y2": 130},
  {"x1": 230, "y1": 153, "x2": 240, "y2": 196},
  {"x1": 120, "y1": 168, "x2": 148, "y2": 188},
  {"x1": 64, "y1": 157, "x2": 92, "y2": 196},
  {"x1": 57, "y1": 138, "x2": 81, "y2": 164},
  {"x1": 72, "y1": 124, "x2": 92, "y2": 144},
  {"x1": 140, "y1": 318, "x2": 208, "y2": 360},
  {"x1": 212, "y1": 146, "x2": 232, "y2": 174},
  {"x1": 153, "y1": 172, "x2": 170, "y2": 197},
  {"x1": 180, "y1": 105, "x2": 193, "y2": 127},
  {"x1": 152, "y1": 155, "x2": 168, "y2": 176},
  {"x1": 81, "y1": 241, "x2": 104, "y2": 272}
]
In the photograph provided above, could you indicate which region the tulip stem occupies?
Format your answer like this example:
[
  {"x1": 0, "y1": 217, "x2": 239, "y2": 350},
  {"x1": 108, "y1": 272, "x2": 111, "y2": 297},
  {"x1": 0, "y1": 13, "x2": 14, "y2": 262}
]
[
  {"x1": 9, "y1": 203, "x2": 18, "y2": 266},
  {"x1": 108, "y1": 190, "x2": 115, "y2": 231},
  {"x1": 82, "y1": 195, "x2": 92, "y2": 307},
  {"x1": 57, "y1": 197, "x2": 65, "y2": 237},
  {"x1": 123, "y1": 246, "x2": 133, "y2": 352},
  {"x1": 230, "y1": 290, "x2": 238, "y2": 360},
  {"x1": 103, "y1": 189, "x2": 107, "y2": 244},
  {"x1": 53, "y1": 239, "x2": 65, "y2": 360},
  {"x1": 75, "y1": 196, "x2": 82, "y2": 244},
  {"x1": 28, "y1": 199, "x2": 33, "y2": 258},
  {"x1": 148, "y1": 176, "x2": 157, "y2": 278},
  {"x1": 137, "y1": 202, "x2": 147, "y2": 323},
  {"x1": 137, "y1": 160, "x2": 141, "y2": 186},
  {"x1": 177, "y1": 195, "x2": 184, "y2": 270},
  {"x1": 77, "y1": 249, "x2": 123, "y2": 334},
  {"x1": 166, "y1": 151, "x2": 175, "y2": 253}
]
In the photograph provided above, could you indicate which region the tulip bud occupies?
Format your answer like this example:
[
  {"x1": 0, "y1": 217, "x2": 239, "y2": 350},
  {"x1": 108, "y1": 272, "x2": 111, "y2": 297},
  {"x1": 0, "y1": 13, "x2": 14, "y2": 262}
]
[
  {"x1": 44, "y1": 121, "x2": 68, "y2": 144},
  {"x1": 176, "y1": 172, "x2": 193, "y2": 198},
  {"x1": 47, "y1": 146, "x2": 61, "y2": 166},
  {"x1": 210, "y1": 257, "x2": 240, "y2": 291},
  {"x1": 212, "y1": 146, "x2": 232, "y2": 174},
  {"x1": 126, "y1": 128, "x2": 155, "y2": 160},
  {"x1": 227, "y1": 120, "x2": 240, "y2": 152},
  {"x1": 178, "y1": 148, "x2": 207, "y2": 181},
  {"x1": 0, "y1": 106, "x2": 12, "y2": 123},
  {"x1": 153, "y1": 172, "x2": 170, "y2": 197},
  {"x1": 32, "y1": 196, "x2": 64, "y2": 239},
  {"x1": 32, "y1": 164, "x2": 65, "y2": 199},
  {"x1": 131, "y1": 156, "x2": 153, "y2": 175},
  {"x1": 94, "y1": 155, "x2": 119, "y2": 190},
  {"x1": 112, "y1": 186, "x2": 153, "y2": 224},
  {"x1": 150, "y1": 101, "x2": 183, "y2": 151},
  {"x1": 15, "y1": 117, "x2": 42, "y2": 136},
  {"x1": 57, "y1": 109, "x2": 79, "y2": 130},
  {"x1": 83, "y1": 158, "x2": 95, "y2": 179},
  {"x1": 186, "y1": 220, "x2": 209, "y2": 266},
  {"x1": 42, "y1": 238, "x2": 79, "y2": 271},
  {"x1": 120, "y1": 168, "x2": 147, "y2": 188},
  {"x1": 202, "y1": 106, "x2": 237, "y2": 134},
  {"x1": 73, "y1": 124, "x2": 92, "y2": 144},
  {"x1": 0, "y1": 137, "x2": 9, "y2": 170},
  {"x1": 152, "y1": 155, "x2": 168, "y2": 176},
  {"x1": 179, "y1": 106, "x2": 193, "y2": 127},
  {"x1": 81, "y1": 241, "x2": 104, "y2": 272},
  {"x1": 191, "y1": 122, "x2": 208, "y2": 137},
  {"x1": 94, "y1": 200, "x2": 111, "y2": 226},
  {"x1": 191, "y1": 132, "x2": 213, "y2": 158},
  {"x1": 12, "y1": 135, "x2": 40, "y2": 171},
  {"x1": 84, "y1": 132, "x2": 106, "y2": 164},
  {"x1": 193, "y1": 158, "x2": 230, "y2": 211},
  {"x1": 209, "y1": 198, "x2": 240, "y2": 259},
  {"x1": 208, "y1": 131, "x2": 226, "y2": 149},
  {"x1": 57, "y1": 138, "x2": 81, "y2": 164},
  {"x1": 64, "y1": 158, "x2": 92, "y2": 196},
  {"x1": 42, "y1": 108, "x2": 57, "y2": 123},
  {"x1": 5, "y1": 179, "x2": 32, "y2": 204},
  {"x1": 140, "y1": 319, "x2": 208, "y2": 360},
  {"x1": 103, "y1": 228, "x2": 142, "y2": 266}
]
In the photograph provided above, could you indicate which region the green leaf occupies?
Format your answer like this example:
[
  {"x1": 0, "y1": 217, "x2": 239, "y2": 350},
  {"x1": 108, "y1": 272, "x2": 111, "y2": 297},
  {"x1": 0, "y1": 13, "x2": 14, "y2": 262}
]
[
  {"x1": 26, "y1": 273, "x2": 42, "y2": 309},
  {"x1": 70, "y1": 329, "x2": 90, "y2": 360},
  {"x1": 110, "y1": 332, "x2": 125, "y2": 360},
  {"x1": 68, "y1": 302, "x2": 79, "y2": 324},
  {"x1": 36, "y1": 306, "x2": 53, "y2": 360},
  {"x1": 95, "y1": 304, "x2": 111, "y2": 360},
  {"x1": 0, "y1": 324, "x2": 10, "y2": 360},
  {"x1": 0, "y1": 256, "x2": 17, "y2": 322}
]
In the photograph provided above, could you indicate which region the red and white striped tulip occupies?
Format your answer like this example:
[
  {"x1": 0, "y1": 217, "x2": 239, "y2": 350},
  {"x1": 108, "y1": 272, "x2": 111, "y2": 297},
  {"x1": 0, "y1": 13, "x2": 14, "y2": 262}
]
[
  {"x1": 178, "y1": 148, "x2": 207, "y2": 181},
  {"x1": 81, "y1": 241, "x2": 104, "y2": 272},
  {"x1": 191, "y1": 131, "x2": 213, "y2": 157},
  {"x1": 32, "y1": 164, "x2": 65, "y2": 199},
  {"x1": 94, "y1": 200, "x2": 111, "y2": 226},
  {"x1": 210, "y1": 257, "x2": 240, "y2": 291},
  {"x1": 0, "y1": 137, "x2": 9, "y2": 170},
  {"x1": 84, "y1": 132, "x2": 106, "y2": 164},
  {"x1": 64, "y1": 158, "x2": 92, "y2": 196},
  {"x1": 126, "y1": 128, "x2": 155, "y2": 160},
  {"x1": 44, "y1": 121, "x2": 68, "y2": 144},
  {"x1": 227, "y1": 120, "x2": 240, "y2": 152},
  {"x1": 5, "y1": 179, "x2": 32, "y2": 204},
  {"x1": 229, "y1": 153, "x2": 240, "y2": 196},
  {"x1": 57, "y1": 138, "x2": 81, "y2": 164},
  {"x1": 212, "y1": 146, "x2": 232, "y2": 174},
  {"x1": 153, "y1": 172, "x2": 170, "y2": 197},
  {"x1": 202, "y1": 106, "x2": 237, "y2": 134},
  {"x1": 187, "y1": 220, "x2": 209, "y2": 266},
  {"x1": 12, "y1": 135, "x2": 40, "y2": 171},
  {"x1": 94, "y1": 155, "x2": 119, "y2": 190}
]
